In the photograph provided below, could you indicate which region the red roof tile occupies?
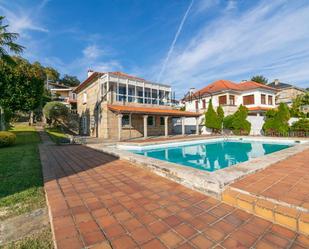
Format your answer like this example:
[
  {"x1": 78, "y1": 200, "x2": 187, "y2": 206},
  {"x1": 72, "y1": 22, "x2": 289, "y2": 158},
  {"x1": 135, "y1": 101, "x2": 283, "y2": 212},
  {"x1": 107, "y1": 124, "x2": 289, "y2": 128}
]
[
  {"x1": 74, "y1": 71, "x2": 149, "y2": 94},
  {"x1": 194, "y1": 80, "x2": 240, "y2": 97},
  {"x1": 108, "y1": 105, "x2": 200, "y2": 117},
  {"x1": 238, "y1": 81, "x2": 277, "y2": 91},
  {"x1": 187, "y1": 80, "x2": 277, "y2": 100},
  {"x1": 74, "y1": 72, "x2": 104, "y2": 93}
]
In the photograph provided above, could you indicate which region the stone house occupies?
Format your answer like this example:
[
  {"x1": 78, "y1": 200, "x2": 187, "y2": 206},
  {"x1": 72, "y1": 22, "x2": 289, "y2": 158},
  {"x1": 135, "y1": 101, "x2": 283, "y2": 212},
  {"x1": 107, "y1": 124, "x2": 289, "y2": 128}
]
[
  {"x1": 74, "y1": 71, "x2": 199, "y2": 141},
  {"x1": 267, "y1": 79, "x2": 307, "y2": 106},
  {"x1": 47, "y1": 82, "x2": 77, "y2": 109}
]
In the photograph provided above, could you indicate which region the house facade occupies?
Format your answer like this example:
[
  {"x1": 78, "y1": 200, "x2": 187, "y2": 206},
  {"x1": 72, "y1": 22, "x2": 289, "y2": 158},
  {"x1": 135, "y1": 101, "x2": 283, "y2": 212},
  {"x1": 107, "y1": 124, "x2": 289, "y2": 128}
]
[
  {"x1": 267, "y1": 79, "x2": 307, "y2": 106},
  {"x1": 184, "y1": 80, "x2": 277, "y2": 116},
  {"x1": 74, "y1": 71, "x2": 199, "y2": 141},
  {"x1": 47, "y1": 82, "x2": 77, "y2": 109}
]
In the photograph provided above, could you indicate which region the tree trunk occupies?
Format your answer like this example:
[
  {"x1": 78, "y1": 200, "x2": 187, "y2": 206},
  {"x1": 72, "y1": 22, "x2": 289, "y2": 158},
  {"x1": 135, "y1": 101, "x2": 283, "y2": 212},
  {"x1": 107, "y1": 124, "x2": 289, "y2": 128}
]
[{"x1": 29, "y1": 111, "x2": 34, "y2": 126}]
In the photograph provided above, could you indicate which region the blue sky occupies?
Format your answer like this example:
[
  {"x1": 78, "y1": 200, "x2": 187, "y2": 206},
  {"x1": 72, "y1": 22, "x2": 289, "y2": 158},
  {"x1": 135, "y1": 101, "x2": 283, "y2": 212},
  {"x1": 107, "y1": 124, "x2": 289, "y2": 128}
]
[{"x1": 1, "y1": 0, "x2": 308, "y2": 97}]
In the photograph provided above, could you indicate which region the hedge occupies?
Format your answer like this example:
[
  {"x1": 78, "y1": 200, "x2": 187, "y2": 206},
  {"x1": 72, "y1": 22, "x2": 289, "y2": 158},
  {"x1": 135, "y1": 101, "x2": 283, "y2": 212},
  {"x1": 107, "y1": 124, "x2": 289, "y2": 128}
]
[{"x1": 0, "y1": 131, "x2": 16, "y2": 147}]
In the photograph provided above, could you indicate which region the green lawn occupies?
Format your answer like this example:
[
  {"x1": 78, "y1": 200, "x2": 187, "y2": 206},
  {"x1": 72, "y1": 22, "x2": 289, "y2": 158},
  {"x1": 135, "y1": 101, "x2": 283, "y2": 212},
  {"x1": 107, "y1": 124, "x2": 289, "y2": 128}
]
[
  {"x1": 45, "y1": 127, "x2": 69, "y2": 144},
  {"x1": 0, "y1": 125, "x2": 45, "y2": 220},
  {"x1": 0, "y1": 228, "x2": 53, "y2": 249}
]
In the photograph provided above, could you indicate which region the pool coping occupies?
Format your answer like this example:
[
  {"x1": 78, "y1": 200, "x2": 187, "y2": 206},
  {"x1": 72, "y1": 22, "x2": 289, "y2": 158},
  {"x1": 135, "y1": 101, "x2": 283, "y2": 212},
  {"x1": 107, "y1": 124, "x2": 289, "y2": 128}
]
[{"x1": 87, "y1": 136, "x2": 309, "y2": 199}]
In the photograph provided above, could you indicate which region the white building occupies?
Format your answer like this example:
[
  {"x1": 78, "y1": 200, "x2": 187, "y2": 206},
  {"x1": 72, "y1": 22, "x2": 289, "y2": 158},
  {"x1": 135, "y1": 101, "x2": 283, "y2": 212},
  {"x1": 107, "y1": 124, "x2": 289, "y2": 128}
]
[
  {"x1": 184, "y1": 80, "x2": 277, "y2": 116},
  {"x1": 180, "y1": 80, "x2": 278, "y2": 135}
]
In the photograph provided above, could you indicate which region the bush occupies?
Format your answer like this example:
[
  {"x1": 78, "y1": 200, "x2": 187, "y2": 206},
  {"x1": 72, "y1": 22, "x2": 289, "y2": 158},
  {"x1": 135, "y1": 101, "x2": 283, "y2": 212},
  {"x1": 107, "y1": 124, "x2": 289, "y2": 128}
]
[
  {"x1": 263, "y1": 103, "x2": 290, "y2": 135},
  {"x1": 223, "y1": 105, "x2": 251, "y2": 135},
  {"x1": 290, "y1": 119, "x2": 309, "y2": 132},
  {"x1": 223, "y1": 115, "x2": 234, "y2": 129},
  {"x1": 0, "y1": 131, "x2": 16, "y2": 147},
  {"x1": 205, "y1": 99, "x2": 223, "y2": 133},
  {"x1": 43, "y1": 102, "x2": 69, "y2": 125}
]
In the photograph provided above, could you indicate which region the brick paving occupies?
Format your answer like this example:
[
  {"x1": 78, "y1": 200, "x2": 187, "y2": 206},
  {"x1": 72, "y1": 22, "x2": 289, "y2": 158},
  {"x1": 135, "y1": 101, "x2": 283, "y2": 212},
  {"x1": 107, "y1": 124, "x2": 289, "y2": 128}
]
[
  {"x1": 39, "y1": 144, "x2": 308, "y2": 249},
  {"x1": 222, "y1": 149, "x2": 309, "y2": 236},
  {"x1": 230, "y1": 149, "x2": 309, "y2": 208}
]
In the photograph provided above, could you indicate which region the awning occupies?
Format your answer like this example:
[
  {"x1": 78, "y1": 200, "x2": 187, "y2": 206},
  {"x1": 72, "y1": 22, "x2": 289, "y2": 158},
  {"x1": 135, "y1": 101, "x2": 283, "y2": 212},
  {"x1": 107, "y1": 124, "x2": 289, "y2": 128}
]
[
  {"x1": 108, "y1": 104, "x2": 200, "y2": 117},
  {"x1": 247, "y1": 106, "x2": 273, "y2": 112}
]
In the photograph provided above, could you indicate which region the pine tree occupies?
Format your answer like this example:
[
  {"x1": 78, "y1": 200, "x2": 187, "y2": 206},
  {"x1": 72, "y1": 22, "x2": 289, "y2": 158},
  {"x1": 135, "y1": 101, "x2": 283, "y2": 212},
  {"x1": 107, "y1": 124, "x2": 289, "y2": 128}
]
[{"x1": 205, "y1": 99, "x2": 221, "y2": 133}]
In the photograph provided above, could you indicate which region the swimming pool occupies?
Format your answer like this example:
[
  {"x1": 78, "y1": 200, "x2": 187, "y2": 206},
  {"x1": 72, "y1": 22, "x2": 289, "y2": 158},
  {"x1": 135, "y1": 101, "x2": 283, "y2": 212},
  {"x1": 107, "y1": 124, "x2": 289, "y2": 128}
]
[{"x1": 126, "y1": 139, "x2": 293, "y2": 172}]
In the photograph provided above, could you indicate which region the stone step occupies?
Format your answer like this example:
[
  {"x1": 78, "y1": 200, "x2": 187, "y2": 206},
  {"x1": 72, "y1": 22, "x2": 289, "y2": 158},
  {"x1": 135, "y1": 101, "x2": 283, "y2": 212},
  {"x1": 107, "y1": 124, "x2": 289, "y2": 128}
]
[{"x1": 222, "y1": 187, "x2": 309, "y2": 236}]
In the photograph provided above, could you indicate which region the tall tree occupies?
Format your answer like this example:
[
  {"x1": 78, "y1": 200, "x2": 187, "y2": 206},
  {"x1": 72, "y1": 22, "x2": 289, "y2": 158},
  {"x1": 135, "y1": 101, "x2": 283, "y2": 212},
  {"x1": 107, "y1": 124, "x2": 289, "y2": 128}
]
[
  {"x1": 250, "y1": 75, "x2": 268, "y2": 85},
  {"x1": 60, "y1": 74, "x2": 80, "y2": 87},
  {"x1": 0, "y1": 57, "x2": 44, "y2": 123},
  {"x1": 205, "y1": 99, "x2": 221, "y2": 133},
  {"x1": 0, "y1": 16, "x2": 24, "y2": 64},
  {"x1": 45, "y1": 66, "x2": 60, "y2": 82}
]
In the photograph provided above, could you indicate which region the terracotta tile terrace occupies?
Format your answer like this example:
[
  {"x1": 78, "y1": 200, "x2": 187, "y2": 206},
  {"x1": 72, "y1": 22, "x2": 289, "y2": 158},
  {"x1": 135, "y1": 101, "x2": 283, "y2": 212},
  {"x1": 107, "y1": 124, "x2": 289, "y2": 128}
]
[
  {"x1": 223, "y1": 149, "x2": 309, "y2": 235},
  {"x1": 39, "y1": 144, "x2": 309, "y2": 249}
]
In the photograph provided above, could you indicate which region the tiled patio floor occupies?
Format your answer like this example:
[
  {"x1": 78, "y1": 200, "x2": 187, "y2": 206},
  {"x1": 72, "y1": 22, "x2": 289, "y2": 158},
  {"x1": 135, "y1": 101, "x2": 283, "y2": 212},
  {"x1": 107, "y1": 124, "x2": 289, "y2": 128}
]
[
  {"x1": 121, "y1": 135, "x2": 214, "y2": 144},
  {"x1": 40, "y1": 144, "x2": 308, "y2": 249},
  {"x1": 222, "y1": 149, "x2": 309, "y2": 235},
  {"x1": 230, "y1": 149, "x2": 309, "y2": 209}
]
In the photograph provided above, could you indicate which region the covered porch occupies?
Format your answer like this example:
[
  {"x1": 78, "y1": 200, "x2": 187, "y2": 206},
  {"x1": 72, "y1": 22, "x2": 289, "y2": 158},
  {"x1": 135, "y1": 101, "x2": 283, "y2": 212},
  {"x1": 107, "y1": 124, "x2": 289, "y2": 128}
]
[{"x1": 108, "y1": 104, "x2": 201, "y2": 141}]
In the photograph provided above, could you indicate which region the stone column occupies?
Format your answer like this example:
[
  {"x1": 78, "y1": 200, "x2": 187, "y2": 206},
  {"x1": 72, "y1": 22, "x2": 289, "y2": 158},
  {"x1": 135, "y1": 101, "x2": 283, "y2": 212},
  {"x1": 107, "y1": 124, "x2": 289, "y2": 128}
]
[
  {"x1": 143, "y1": 115, "x2": 148, "y2": 139},
  {"x1": 118, "y1": 114, "x2": 123, "y2": 141},
  {"x1": 196, "y1": 117, "x2": 199, "y2": 135},
  {"x1": 164, "y1": 116, "x2": 169, "y2": 137},
  {"x1": 181, "y1": 117, "x2": 185, "y2": 136}
]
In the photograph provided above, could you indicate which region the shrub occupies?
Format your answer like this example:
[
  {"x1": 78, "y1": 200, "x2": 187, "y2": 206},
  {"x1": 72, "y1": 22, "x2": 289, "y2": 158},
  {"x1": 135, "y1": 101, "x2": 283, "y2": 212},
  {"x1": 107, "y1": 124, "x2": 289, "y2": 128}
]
[
  {"x1": 0, "y1": 131, "x2": 16, "y2": 147},
  {"x1": 263, "y1": 103, "x2": 290, "y2": 135},
  {"x1": 205, "y1": 99, "x2": 222, "y2": 133},
  {"x1": 43, "y1": 102, "x2": 69, "y2": 125},
  {"x1": 290, "y1": 119, "x2": 309, "y2": 132},
  {"x1": 223, "y1": 105, "x2": 251, "y2": 135},
  {"x1": 223, "y1": 115, "x2": 234, "y2": 129}
]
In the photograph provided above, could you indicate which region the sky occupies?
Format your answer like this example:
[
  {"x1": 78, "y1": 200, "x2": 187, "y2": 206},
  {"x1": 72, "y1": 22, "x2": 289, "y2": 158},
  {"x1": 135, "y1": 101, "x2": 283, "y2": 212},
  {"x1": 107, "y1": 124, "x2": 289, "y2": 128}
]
[{"x1": 1, "y1": 0, "x2": 309, "y2": 98}]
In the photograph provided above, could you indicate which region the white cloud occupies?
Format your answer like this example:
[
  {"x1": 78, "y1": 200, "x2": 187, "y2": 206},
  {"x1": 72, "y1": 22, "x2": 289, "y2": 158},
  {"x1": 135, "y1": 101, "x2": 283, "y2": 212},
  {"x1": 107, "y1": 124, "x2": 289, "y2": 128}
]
[
  {"x1": 157, "y1": 0, "x2": 309, "y2": 97},
  {"x1": 82, "y1": 45, "x2": 104, "y2": 60},
  {"x1": 0, "y1": 2, "x2": 48, "y2": 35}
]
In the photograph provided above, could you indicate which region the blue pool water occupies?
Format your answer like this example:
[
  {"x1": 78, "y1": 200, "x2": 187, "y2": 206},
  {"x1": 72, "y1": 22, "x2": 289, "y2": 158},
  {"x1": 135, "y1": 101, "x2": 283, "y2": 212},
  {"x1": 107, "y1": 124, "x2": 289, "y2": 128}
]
[{"x1": 128, "y1": 140, "x2": 292, "y2": 172}]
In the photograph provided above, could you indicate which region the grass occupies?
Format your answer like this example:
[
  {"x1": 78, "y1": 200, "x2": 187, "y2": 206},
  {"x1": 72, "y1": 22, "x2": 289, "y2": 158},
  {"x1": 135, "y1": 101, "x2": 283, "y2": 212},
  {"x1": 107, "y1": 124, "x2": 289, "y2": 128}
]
[
  {"x1": 45, "y1": 127, "x2": 69, "y2": 144},
  {"x1": 0, "y1": 125, "x2": 45, "y2": 220},
  {"x1": 0, "y1": 228, "x2": 53, "y2": 249}
]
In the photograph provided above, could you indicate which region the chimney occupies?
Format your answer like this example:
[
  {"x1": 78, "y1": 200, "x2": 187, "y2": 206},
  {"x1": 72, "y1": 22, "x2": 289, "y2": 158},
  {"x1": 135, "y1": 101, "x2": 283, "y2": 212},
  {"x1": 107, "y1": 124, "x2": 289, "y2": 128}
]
[
  {"x1": 189, "y1": 88, "x2": 195, "y2": 94},
  {"x1": 274, "y1": 79, "x2": 279, "y2": 85},
  {"x1": 87, "y1": 69, "x2": 94, "y2": 78}
]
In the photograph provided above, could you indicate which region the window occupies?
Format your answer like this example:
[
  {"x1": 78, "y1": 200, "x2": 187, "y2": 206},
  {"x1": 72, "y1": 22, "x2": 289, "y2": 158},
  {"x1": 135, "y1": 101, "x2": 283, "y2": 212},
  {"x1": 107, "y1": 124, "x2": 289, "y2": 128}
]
[
  {"x1": 195, "y1": 100, "x2": 199, "y2": 110},
  {"x1": 147, "y1": 116, "x2": 155, "y2": 126},
  {"x1": 261, "y1": 94, "x2": 266, "y2": 104},
  {"x1": 219, "y1": 95, "x2": 227, "y2": 105},
  {"x1": 83, "y1": 92, "x2": 87, "y2": 104},
  {"x1": 72, "y1": 93, "x2": 76, "y2": 100},
  {"x1": 160, "y1": 117, "x2": 165, "y2": 126},
  {"x1": 202, "y1": 99, "x2": 206, "y2": 109},
  {"x1": 243, "y1": 95, "x2": 255, "y2": 105},
  {"x1": 268, "y1": 95, "x2": 273, "y2": 105},
  {"x1": 229, "y1": 95, "x2": 235, "y2": 105},
  {"x1": 118, "y1": 86, "x2": 126, "y2": 95},
  {"x1": 122, "y1": 114, "x2": 131, "y2": 127}
]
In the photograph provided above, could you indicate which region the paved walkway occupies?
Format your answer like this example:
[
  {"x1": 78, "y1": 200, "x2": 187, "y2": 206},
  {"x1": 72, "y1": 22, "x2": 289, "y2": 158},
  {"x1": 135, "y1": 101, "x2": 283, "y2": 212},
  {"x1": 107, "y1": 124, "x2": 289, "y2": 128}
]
[{"x1": 40, "y1": 144, "x2": 308, "y2": 249}]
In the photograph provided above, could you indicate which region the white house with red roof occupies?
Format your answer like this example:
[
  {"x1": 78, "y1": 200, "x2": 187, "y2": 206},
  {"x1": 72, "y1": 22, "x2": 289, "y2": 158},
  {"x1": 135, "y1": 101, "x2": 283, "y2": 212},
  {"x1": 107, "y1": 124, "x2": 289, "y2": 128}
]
[{"x1": 184, "y1": 80, "x2": 277, "y2": 116}]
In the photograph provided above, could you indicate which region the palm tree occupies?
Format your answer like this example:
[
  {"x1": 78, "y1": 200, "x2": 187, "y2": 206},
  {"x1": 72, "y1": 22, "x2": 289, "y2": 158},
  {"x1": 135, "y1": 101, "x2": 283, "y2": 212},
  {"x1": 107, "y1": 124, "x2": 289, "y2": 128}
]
[{"x1": 0, "y1": 16, "x2": 24, "y2": 64}]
